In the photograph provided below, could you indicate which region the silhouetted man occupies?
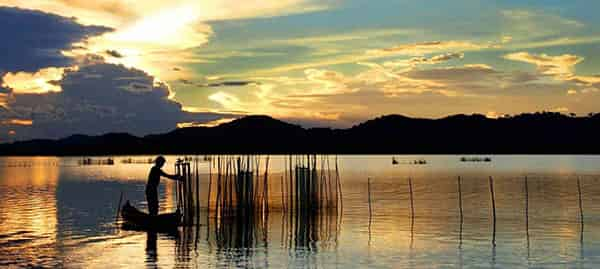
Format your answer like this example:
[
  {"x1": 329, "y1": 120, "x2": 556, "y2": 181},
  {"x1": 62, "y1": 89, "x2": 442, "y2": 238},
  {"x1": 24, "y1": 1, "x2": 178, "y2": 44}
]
[{"x1": 147, "y1": 156, "x2": 181, "y2": 216}]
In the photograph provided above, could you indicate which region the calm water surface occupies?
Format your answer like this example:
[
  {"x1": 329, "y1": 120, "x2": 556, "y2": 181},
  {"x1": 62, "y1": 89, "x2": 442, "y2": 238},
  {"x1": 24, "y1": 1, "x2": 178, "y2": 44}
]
[{"x1": 1, "y1": 155, "x2": 600, "y2": 268}]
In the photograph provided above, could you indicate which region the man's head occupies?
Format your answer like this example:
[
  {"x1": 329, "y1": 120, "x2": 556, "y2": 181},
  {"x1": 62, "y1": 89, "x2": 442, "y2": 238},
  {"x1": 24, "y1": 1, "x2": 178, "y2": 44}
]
[{"x1": 155, "y1": 156, "x2": 166, "y2": 168}]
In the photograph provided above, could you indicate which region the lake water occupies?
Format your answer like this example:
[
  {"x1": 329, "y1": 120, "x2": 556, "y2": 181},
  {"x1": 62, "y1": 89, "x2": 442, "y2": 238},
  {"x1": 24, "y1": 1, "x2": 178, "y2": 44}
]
[{"x1": 1, "y1": 155, "x2": 600, "y2": 268}]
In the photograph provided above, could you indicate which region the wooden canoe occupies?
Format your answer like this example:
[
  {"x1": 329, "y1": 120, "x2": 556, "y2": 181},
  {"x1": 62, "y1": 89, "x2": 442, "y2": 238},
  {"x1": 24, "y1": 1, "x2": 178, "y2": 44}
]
[{"x1": 121, "y1": 200, "x2": 181, "y2": 231}]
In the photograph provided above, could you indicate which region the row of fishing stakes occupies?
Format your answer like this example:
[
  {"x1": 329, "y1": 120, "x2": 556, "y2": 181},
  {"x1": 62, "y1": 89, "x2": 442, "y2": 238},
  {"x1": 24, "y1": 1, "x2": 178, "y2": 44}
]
[
  {"x1": 175, "y1": 157, "x2": 201, "y2": 225},
  {"x1": 170, "y1": 155, "x2": 343, "y2": 230},
  {"x1": 210, "y1": 156, "x2": 271, "y2": 220},
  {"x1": 366, "y1": 176, "x2": 586, "y2": 247},
  {"x1": 282, "y1": 155, "x2": 343, "y2": 217}
]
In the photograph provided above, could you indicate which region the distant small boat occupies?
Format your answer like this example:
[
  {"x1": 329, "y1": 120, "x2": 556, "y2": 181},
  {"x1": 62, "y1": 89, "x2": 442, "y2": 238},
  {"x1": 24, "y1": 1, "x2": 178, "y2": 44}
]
[
  {"x1": 392, "y1": 157, "x2": 399, "y2": 165},
  {"x1": 121, "y1": 158, "x2": 153, "y2": 164},
  {"x1": 121, "y1": 201, "x2": 181, "y2": 231},
  {"x1": 414, "y1": 159, "x2": 427, "y2": 165},
  {"x1": 460, "y1": 157, "x2": 492, "y2": 162},
  {"x1": 78, "y1": 157, "x2": 115, "y2": 166}
]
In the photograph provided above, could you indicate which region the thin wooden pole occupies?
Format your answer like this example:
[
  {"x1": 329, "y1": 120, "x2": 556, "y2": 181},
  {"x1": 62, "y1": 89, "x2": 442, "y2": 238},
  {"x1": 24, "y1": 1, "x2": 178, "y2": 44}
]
[
  {"x1": 189, "y1": 161, "x2": 192, "y2": 220},
  {"x1": 368, "y1": 177, "x2": 373, "y2": 245},
  {"x1": 458, "y1": 176, "x2": 463, "y2": 219},
  {"x1": 489, "y1": 176, "x2": 496, "y2": 247},
  {"x1": 175, "y1": 161, "x2": 181, "y2": 211},
  {"x1": 335, "y1": 156, "x2": 343, "y2": 213},
  {"x1": 457, "y1": 176, "x2": 463, "y2": 247},
  {"x1": 195, "y1": 157, "x2": 200, "y2": 222},
  {"x1": 281, "y1": 175, "x2": 285, "y2": 212},
  {"x1": 264, "y1": 156, "x2": 270, "y2": 214},
  {"x1": 525, "y1": 176, "x2": 530, "y2": 257},
  {"x1": 408, "y1": 177, "x2": 415, "y2": 219},
  {"x1": 207, "y1": 157, "x2": 213, "y2": 215},
  {"x1": 577, "y1": 177, "x2": 584, "y2": 243},
  {"x1": 289, "y1": 155, "x2": 293, "y2": 215},
  {"x1": 115, "y1": 191, "x2": 124, "y2": 223},
  {"x1": 368, "y1": 177, "x2": 373, "y2": 219},
  {"x1": 215, "y1": 157, "x2": 221, "y2": 216}
]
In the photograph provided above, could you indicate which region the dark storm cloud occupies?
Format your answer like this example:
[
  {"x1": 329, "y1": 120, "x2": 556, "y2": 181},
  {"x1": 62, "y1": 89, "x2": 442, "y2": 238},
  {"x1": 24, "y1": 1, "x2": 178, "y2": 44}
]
[
  {"x1": 104, "y1": 49, "x2": 124, "y2": 58},
  {"x1": 176, "y1": 79, "x2": 259, "y2": 87},
  {"x1": 202, "y1": 81, "x2": 259, "y2": 87},
  {"x1": 0, "y1": 80, "x2": 11, "y2": 94},
  {"x1": 404, "y1": 64, "x2": 499, "y2": 82},
  {"x1": 0, "y1": 60, "x2": 237, "y2": 140},
  {"x1": 0, "y1": 6, "x2": 112, "y2": 73}
]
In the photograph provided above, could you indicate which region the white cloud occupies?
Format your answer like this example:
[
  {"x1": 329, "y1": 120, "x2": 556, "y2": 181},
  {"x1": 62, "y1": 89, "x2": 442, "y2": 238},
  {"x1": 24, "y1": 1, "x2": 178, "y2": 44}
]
[
  {"x1": 504, "y1": 52, "x2": 582, "y2": 79},
  {"x1": 366, "y1": 41, "x2": 484, "y2": 56}
]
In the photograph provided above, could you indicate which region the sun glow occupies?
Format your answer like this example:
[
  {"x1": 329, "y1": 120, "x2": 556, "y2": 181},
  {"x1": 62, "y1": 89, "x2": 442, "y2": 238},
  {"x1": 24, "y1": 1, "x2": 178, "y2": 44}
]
[
  {"x1": 111, "y1": 5, "x2": 205, "y2": 48},
  {"x1": 68, "y1": 4, "x2": 210, "y2": 82}
]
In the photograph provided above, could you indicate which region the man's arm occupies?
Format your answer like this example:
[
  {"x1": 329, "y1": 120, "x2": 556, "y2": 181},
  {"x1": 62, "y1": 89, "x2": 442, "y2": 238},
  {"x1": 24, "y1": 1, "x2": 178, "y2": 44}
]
[{"x1": 160, "y1": 169, "x2": 182, "y2": 181}]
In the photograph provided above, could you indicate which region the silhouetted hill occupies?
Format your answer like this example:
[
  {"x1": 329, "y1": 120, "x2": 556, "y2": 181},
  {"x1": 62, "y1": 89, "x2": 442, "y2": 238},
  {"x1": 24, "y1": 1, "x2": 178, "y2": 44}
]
[{"x1": 1, "y1": 112, "x2": 600, "y2": 155}]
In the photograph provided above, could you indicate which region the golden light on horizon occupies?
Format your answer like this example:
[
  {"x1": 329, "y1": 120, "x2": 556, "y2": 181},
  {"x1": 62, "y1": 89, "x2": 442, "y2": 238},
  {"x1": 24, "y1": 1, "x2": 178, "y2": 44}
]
[
  {"x1": 1, "y1": 119, "x2": 33, "y2": 126},
  {"x1": 176, "y1": 117, "x2": 237, "y2": 128}
]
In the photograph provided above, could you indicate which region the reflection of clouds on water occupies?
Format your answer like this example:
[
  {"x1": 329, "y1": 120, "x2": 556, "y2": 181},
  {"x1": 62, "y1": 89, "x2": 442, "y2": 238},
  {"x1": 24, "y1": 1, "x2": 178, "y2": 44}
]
[
  {"x1": 0, "y1": 157, "x2": 60, "y2": 267},
  {"x1": 1, "y1": 156, "x2": 600, "y2": 267}
]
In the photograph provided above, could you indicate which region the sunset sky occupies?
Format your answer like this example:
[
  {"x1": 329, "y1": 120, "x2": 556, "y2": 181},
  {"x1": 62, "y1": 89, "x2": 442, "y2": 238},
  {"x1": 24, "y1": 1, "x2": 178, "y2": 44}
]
[{"x1": 1, "y1": 1, "x2": 600, "y2": 140}]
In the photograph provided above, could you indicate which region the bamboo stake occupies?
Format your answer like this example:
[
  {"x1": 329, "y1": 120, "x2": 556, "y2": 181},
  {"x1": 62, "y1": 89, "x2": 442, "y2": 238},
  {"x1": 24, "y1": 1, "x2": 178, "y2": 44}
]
[
  {"x1": 175, "y1": 161, "x2": 181, "y2": 211},
  {"x1": 577, "y1": 177, "x2": 584, "y2": 243},
  {"x1": 327, "y1": 157, "x2": 333, "y2": 211},
  {"x1": 195, "y1": 158, "x2": 200, "y2": 223},
  {"x1": 368, "y1": 177, "x2": 373, "y2": 245},
  {"x1": 115, "y1": 191, "x2": 124, "y2": 223},
  {"x1": 489, "y1": 176, "x2": 496, "y2": 247},
  {"x1": 458, "y1": 176, "x2": 463, "y2": 247},
  {"x1": 283, "y1": 157, "x2": 287, "y2": 212},
  {"x1": 289, "y1": 155, "x2": 294, "y2": 215},
  {"x1": 408, "y1": 177, "x2": 415, "y2": 219},
  {"x1": 207, "y1": 156, "x2": 213, "y2": 217},
  {"x1": 264, "y1": 156, "x2": 270, "y2": 214},
  {"x1": 215, "y1": 157, "x2": 221, "y2": 215},
  {"x1": 458, "y1": 176, "x2": 463, "y2": 221},
  {"x1": 335, "y1": 156, "x2": 343, "y2": 213},
  {"x1": 281, "y1": 175, "x2": 285, "y2": 212},
  {"x1": 525, "y1": 176, "x2": 530, "y2": 257},
  {"x1": 187, "y1": 162, "x2": 193, "y2": 223}
]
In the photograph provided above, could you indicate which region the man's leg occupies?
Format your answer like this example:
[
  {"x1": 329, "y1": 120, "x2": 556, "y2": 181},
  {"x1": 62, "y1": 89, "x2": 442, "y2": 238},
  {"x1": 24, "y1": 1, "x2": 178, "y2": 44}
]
[{"x1": 146, "y1": 190, "x2": 159, "y2": 216}]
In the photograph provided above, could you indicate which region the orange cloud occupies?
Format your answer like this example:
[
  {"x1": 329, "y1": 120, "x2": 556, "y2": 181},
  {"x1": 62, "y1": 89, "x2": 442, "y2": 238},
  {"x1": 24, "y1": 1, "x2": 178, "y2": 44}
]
[
  {"x1": 2, "y1": 67, "x2": 69, "y2": 94},
  {"x1": 2, "y1": 119, "x2": 33, "y2": 126}
]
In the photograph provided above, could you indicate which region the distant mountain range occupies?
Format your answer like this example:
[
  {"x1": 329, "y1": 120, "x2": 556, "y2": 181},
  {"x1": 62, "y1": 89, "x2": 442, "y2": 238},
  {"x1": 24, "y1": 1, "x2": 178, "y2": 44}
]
[{"x1": 1, "y1": 112, "x2": 600, "y2": 155}]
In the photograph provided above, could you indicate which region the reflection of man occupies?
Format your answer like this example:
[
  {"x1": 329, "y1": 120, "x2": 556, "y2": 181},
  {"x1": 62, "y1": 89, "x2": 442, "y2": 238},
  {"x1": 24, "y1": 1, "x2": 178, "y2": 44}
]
[
  {"x1": 146, "y1": 156, "x2": 181, "y2": 216},
  {"x1": 146, "y1": 232, "x2": 158, "y2": 267}
]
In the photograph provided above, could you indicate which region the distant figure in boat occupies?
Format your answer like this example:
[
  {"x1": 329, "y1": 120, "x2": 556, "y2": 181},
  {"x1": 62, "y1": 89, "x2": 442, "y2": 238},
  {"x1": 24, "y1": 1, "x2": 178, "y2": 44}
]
[{"x1": 147, "y1": 156, "x2": 182, "y2": 216}]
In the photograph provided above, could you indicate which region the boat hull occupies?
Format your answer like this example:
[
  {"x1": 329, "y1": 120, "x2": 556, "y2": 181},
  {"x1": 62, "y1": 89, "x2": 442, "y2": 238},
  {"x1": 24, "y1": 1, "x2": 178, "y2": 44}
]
[{"x1": 121, "y1": 201, "x2": 181, "y2": 232}]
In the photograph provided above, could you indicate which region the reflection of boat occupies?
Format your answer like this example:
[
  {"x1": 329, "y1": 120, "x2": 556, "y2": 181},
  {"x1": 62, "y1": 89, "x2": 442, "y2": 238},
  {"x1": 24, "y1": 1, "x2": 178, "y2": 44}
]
[{"x1": 121, "y1": 201, "x2": 181, "y2": 231}]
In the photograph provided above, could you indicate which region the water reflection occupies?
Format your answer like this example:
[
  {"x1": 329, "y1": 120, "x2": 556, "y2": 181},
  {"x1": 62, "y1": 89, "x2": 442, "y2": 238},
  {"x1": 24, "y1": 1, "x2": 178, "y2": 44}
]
[
  {"x1": 1, "y1": 156, "x2": 600, "y2": 268},
  {"x1": 0, "y1": 157, "x2": 60, "y2": 267},
  {"x1": 146, "y1": 232, "x2": 158, "y2": 267}
]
